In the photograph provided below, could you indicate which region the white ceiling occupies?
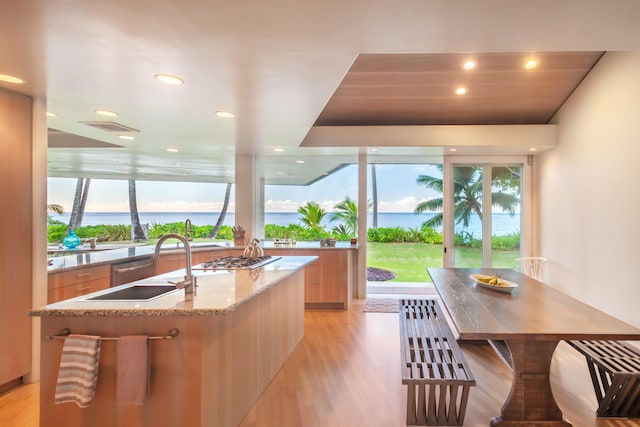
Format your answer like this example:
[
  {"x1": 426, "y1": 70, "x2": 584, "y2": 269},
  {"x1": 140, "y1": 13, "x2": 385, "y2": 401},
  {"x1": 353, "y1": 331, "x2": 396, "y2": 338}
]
[{"x1": 1, "y1": 1, "x2": 639, "y2": 185}]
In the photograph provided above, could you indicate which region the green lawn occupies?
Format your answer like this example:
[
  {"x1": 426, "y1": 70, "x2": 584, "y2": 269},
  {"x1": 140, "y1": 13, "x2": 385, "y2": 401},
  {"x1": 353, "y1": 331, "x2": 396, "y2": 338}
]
[{"x1": 366, "y1": 242, "x2": 520, "y2": 282}]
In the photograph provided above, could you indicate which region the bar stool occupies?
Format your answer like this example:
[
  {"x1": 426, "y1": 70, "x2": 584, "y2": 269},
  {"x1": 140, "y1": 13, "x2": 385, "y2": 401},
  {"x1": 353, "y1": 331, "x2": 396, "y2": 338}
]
[{"x1": 516, "y1": 257, "x2": 547, "y2": 281}]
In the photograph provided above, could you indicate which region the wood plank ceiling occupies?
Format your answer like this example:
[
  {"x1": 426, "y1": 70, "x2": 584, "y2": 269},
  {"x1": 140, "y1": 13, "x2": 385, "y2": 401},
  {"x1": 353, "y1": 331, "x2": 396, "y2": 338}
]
[{"x1": 314, "y1": 51, "x2": 605, "y2": 126}]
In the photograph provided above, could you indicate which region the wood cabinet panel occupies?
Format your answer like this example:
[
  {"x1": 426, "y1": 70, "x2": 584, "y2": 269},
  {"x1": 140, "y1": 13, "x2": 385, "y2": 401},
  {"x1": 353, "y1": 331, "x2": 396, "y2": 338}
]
[
  {"x1": 0, "y1": 89, "x2": 33, "y2": 386},
  {"x1": 264, "y1": 248, "x2": 353, "y2": 309}
]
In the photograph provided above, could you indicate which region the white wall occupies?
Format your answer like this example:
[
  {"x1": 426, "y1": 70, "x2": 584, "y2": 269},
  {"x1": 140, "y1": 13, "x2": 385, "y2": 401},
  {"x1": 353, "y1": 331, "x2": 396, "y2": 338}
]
[{"x1": 537, "y1": 52, "x2": 640, "y2": 328}]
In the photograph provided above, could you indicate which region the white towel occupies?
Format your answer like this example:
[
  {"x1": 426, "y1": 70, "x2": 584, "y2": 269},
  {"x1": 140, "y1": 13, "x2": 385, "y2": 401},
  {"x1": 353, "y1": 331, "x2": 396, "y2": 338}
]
[
  {"x1": 54, "y1": 334, "x2": 101, "y2": 408},
  {"x1": 117, "y1": 335, "x2": 149, "y2": 405}
]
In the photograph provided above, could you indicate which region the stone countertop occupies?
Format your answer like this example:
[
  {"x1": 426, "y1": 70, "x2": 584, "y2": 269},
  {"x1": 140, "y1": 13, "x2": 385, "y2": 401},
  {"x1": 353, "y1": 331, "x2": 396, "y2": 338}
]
[
  {"x1": 33, "y1": 255, "x2": 317, "y2": 317},
  {"x1": 47, "y1": 240, "x2": 357, "y2": 274},
  {"x1": 260, "y1": 240, "x2": 358, "y2": 250}
]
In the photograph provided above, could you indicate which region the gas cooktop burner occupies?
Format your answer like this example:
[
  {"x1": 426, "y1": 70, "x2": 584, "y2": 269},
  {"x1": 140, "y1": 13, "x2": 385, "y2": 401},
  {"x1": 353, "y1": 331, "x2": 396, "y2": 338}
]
[{"x1": 193, "y1": 255, "x2": 280, "y2": 270}]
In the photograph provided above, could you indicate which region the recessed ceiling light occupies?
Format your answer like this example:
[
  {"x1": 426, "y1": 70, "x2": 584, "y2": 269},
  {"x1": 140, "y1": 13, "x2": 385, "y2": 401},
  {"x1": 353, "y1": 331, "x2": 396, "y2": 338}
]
[
  {"x1": 166, "y1": 148, "x2": 179, "y2": 153},
  {"x1": 119, "y1": 135, "x2": 135, "y2": 140},
  {"x1": 215, "y1": 110, "x2": 235, "y2": 118},
  {"x1": 46, "y1": 111, "x2": 57, "y2": 117},
  {"x1": 524, "y1": 59, "x2": 539, "y2": 70},
  {"x1": 370, "y1": 148, "x2": 379, "y2": 152},
  {"x1": 273, "y1": 148, "x2": 284, "y2": 152},
  {"x1": 0, "y1": 74, "x2": 25, "y2": 84},
  {"x1": 462, "y1": 60, "x2": 477, "y2": 71},
  {"x1": 529, "y1": 147, "x2": 538, "y2": 152},
  {"x1": 455, "y1": 87, "x2": 467, "y2": 95},
  {"x1": 449, "y1": 148, "x2": 457, "y2": 152},
  {"x1": 95, "y1": 109, "x2": 119, "y2": 117},
  {"x1": 296, "y1": 160, "x2": 304, "y2": 164},
  {"x1": 154, "y1": 74, "x2": 184, "y2": 85}
]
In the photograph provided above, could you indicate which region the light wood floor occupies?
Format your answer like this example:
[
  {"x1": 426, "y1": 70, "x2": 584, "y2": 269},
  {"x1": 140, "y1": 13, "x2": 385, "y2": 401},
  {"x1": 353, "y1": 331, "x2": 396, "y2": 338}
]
[{"x1": 3, "y1": 299, "x2": 639, "y2": 426}]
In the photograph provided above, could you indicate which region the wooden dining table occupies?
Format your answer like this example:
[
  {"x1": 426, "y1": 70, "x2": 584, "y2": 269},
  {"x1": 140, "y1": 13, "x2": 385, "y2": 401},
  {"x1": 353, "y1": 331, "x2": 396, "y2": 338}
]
[{"x1": 427, "y1": 267, "x2": 640, "y2": 427}]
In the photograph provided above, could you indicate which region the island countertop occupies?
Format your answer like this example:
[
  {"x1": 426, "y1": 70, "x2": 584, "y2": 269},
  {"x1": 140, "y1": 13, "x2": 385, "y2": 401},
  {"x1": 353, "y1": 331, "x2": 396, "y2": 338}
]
[{"x1": 33, "y1": 255, "x2": 317, "y2": 317}]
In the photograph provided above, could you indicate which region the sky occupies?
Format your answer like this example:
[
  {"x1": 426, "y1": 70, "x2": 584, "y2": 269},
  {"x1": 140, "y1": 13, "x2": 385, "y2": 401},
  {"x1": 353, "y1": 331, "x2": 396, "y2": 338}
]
[{"x1": 47, "y1": 164, "x2": 443, "y2": 213}]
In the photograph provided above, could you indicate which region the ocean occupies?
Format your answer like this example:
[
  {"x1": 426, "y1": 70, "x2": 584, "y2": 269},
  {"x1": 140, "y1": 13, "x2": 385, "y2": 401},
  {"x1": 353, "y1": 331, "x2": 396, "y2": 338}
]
[{"x1": 50, "y1": 212, "x2": 521, "y2": 236}]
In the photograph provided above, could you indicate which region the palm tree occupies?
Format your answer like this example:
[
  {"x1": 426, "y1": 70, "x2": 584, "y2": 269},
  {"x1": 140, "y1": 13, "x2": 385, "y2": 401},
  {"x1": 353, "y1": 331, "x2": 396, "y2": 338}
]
[
  {"x1": 47, "y1": 204, "x2": 64, "y2": 214},
  {"x1": 371, "y1": 164, "x2": 378, "y2": 229},
  {"x1": 128, "y1": 179, "x2": 146, "y2": 241},
  {"x1": 328, "y1": 196, "x2": 359, "y2": 238},
  {"x1": 414, "y1": 165, "x2": 519, "y2": 228},
  {"x1": 67, "y1": 178, "x2": 90, "y2": 233},
  {"x1": 297, "y1": 202, "x2": 326, "y2": 233},
  {"x1": 209, "y1": 183, "x2": 232, "y2": 238}
]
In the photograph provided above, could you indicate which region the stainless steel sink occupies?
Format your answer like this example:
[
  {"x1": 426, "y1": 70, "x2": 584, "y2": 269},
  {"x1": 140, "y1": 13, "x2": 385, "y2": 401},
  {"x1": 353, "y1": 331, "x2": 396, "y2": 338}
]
[{"x1": 84, "y1": 284, "x2": 178, "y2": 301}]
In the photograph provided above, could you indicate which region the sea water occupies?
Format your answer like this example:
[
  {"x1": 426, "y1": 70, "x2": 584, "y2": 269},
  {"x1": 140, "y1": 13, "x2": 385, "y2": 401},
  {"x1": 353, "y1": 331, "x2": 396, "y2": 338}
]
[{"x1": 50, "y1": 212, "x2": 521, "y2": 237}]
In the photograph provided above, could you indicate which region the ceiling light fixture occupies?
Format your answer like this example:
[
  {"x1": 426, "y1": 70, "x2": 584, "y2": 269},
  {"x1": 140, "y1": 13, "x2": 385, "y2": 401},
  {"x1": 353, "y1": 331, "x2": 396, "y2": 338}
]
[
  {"x1": 449, "y1": 148, "x2": 457, "y2": 152},
  {"x1": 529, "y1": 147, "x2": 538, "y2": 152},
  {"x1": 46, "y1": 111, "x2": 57, "y2": 117},
  {"x1": 119, "y1": 135, "x2": 135, "y2": 140},
  {"x1": 154, "y1": 74, "x2": 184, "y2": 85},
  {"x1": 524, "y1": 59, "x2": 539, "y2": 70},
  {"x1": 273, "y1": 148, "x2": 284, "y2": 152},
  {"x1": 215, "y1": 110, "x2": 235, "y2": 118},
  {"x1": 296, "y1": 160, "x2": 304, "y2": 164},
  {"x1": 370, "y1": 148, "x2": 379, "y2": 152},
  {"x1": 166, "y1": 148, "x2": 179, "y2": 153},
  {"x1": 462, "y1": 60, "x2": 477, "y2": 70},
  {"x1": 455, "y1": 87, "x2": 467, "y2": 95},
  {"x1": 95, "y1": 109, "x2": 119, "y2": 117},
  {"x1": 0, "y1": 74, "x2": 25, "y2": 84}
]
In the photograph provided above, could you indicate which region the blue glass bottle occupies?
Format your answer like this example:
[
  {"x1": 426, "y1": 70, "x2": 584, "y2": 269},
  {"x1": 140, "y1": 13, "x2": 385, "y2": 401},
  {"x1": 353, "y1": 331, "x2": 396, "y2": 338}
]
[{"x1": 63, "y1": 229, "x2": 81, "y2": 249}]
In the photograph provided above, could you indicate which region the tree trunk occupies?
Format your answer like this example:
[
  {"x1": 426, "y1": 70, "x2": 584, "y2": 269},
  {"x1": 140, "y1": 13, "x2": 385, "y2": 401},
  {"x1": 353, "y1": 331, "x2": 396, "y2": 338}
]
[
  {"x1": 371, "y1": 163, "x2": 378, "y2": 229},
  {"x1": 128, "y1": 179, "x2": 146, "y2": 241},
  {"x1": 209, "y1": 183, "x2": 232, "y2": 238},
  {"x1": 76, "y1": 178, "x2": 91, "y2": 226},
  {"x1": 67, "y1": 178, "x2": 84, "y2": 233}
]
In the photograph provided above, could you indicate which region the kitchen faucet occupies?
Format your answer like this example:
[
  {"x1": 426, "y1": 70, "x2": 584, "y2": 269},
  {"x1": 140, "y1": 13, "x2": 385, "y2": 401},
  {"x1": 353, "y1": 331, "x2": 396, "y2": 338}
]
[
  {"x1": 153, "y1": 233, "x2": 196, "y2": 294},
  {"x1": 184, "y1": 218, "x2": 193, "y2": 241}
]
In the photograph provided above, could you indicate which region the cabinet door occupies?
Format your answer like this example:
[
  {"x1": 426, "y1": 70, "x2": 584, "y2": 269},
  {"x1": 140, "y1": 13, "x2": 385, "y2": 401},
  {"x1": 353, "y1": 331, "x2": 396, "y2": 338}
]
[
  {"x1": 319, "y1": 250, "x2": 347, "y2": 305},
  {"x1": 0, "y1": 90, "x2": 33, "y2": 386}
]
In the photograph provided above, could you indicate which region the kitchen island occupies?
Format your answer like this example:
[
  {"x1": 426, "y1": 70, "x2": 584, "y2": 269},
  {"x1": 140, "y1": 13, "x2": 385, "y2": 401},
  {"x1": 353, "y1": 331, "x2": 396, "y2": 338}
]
[
  {"x1": 31, "y1": 255, "x2": 316, "y2": 427},
  {"x1": 47, "y1": 241, "x2": 358, "y2": 308}
]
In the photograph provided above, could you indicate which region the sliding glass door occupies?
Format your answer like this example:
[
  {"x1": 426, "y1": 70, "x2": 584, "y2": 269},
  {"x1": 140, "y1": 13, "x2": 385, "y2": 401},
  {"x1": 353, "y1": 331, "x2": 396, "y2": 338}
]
[{"x1": 443, "y1": 158, "x2": 526, "y2": 268}]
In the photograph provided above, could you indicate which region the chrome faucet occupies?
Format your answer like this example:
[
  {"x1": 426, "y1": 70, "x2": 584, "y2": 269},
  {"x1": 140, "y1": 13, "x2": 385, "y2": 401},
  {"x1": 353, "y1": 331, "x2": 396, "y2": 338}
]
[
  {"x1": 184, "y1": 218, "x2": 193, "y2": 241},
  {"x1": 153, "y1": 233, "x2": 196, "y2": 294}
]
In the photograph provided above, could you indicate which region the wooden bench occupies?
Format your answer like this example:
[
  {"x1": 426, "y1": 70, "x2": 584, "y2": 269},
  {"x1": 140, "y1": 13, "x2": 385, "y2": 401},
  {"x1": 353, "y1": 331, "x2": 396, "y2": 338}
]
[
  {"x1": 568, "y1": 340, "x2": 640, "y2": 418},
  {"x1": 399, "y1": 299, "x2": 476, "y2": 426}
]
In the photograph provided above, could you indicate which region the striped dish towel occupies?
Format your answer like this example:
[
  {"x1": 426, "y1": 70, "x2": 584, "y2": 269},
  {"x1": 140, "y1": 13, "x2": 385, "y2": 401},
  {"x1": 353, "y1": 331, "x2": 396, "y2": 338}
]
[{"x1": 54, "y1": 334, "x2": 101, "y2": 408}]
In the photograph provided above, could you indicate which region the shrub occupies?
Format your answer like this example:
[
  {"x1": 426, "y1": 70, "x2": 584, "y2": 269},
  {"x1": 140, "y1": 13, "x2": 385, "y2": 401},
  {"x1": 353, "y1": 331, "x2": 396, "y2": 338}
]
[{"x1": 46, "y1": 220, "x2": 518, "y2": 249}]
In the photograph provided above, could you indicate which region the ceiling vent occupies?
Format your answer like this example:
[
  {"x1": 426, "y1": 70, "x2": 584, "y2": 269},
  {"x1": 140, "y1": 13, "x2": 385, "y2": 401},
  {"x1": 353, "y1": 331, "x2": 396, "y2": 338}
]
[{"x1": 79, "y1": 121, "x2": 140, "y2": 133}]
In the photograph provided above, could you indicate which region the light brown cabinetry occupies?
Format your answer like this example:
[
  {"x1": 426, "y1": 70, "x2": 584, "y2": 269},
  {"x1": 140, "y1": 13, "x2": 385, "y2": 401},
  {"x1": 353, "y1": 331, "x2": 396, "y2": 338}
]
[
  {"x1": 47, "y1": 265, "x2": 111, "y2": 304},
  {"x1": 264, "y1": 248, "x2": 353, "y2": 309},
  {"x1": 37, "y1": 267, "x2": 306, "y2": 427},
  {"x1": 0, "y1": 88, "x2": 33, "y2": 388}
]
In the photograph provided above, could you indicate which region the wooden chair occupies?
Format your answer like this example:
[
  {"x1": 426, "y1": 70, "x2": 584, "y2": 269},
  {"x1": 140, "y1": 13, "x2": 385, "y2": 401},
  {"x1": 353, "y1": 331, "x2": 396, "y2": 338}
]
[{"x1": 515, "y1": 257, "x2": 546, "y2": 281}]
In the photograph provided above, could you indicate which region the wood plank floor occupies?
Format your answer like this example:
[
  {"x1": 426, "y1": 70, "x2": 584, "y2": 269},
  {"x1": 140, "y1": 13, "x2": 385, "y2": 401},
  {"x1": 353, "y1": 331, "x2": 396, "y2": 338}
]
[{"x1": 2, "y1": 299, "x2": 639, "y2": 426}]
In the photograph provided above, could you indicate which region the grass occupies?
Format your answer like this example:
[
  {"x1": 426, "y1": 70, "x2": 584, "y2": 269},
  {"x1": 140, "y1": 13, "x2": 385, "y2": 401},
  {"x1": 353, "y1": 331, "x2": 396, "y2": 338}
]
[{"x1": 367, "y1": 242, "x2": 520, "y2": 282}]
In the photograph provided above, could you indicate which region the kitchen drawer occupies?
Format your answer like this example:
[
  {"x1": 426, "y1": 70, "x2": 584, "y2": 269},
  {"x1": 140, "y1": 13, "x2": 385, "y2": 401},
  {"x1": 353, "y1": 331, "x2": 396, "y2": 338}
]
[
  {"x1": 48, "y1": 264, "x2": 110, "y2": 289},
  {"x1": 47, "y1": 276, "x2": 110, "y2": 303},
  {"x1": 48, "y1": 264, "x2": 111, "y2": 303}
]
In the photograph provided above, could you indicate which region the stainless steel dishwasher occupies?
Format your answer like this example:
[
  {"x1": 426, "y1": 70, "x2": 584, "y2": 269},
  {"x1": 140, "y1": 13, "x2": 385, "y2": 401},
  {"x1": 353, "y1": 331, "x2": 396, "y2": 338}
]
[{"x1": 110, "y1": 256, "x2": 155, "y2": 287}]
